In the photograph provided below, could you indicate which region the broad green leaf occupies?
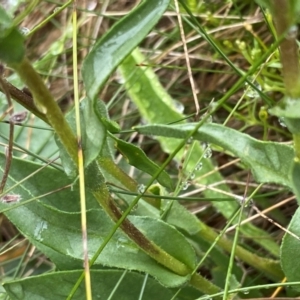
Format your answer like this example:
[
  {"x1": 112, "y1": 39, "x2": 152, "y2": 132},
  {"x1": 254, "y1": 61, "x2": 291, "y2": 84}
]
[
  {"x1": 280, "y1": 206, "x2": 300, "y2": 291},
  {"x1": 135, "y1": 123, "x2": 294, "y2": 188},
  {"x1": 118, "y1": 48, "x2": 281, "y2": 256},
  {"x1": 82, "y1": 0, "x2": 170, "y2": 102},
  {"x1": 32, "y1": 240, "x2": 85, "y2": 270},
  {"x1": 291, "y1": 159, "x2": 300, "y2": 204},
  {"x1": 3, "y1": 270, "x2": 183, "y2": 300},
  {"x1": 269, "y1": 97, "x2": 300, "y2": 134},
  {"x1": 269, "y1": 97, "x2": 300, "y2": 119},
  {"x1": 281, "y1": 157, "x2": 300, "y2": 287},
  {"x1": 80, "y1": 98, "x2": 107, "y2": 165},
  {"x1": 0, "y1": 6, "x2": 13, "y2": 36},
  {"x1": 114, "y1": 136, "x2": 173, "y2": 189},
  {"x1": 254, "y1": 0, "x2": 270, "y2": 9},
  {"x1": 161, "y1": 201, "x2": 200, "y2": 236},
  {"x1": 55, "y1": 97, "x2": 107, "y2": 177},
  {"x1": 119, "y1": 49, "x2": 184, "y2": 127},
  {"x1": 0, "y1": 27, "x2": 25, "y2": 63},
  {"x1": 11, "y1": 208, "x2": 194, "y2": 287},
  {"x1": 0, "y1": 7, "x2": 25, "y2": 63},
  {"x1": 0, "y1": 155, "x2": 195, "y2": 287},
  {"x1": 0, "y1": 153, "x2": 98, "y2": 269},
  {"x1": 0, "y1": 153, "x2": 99, "y2": 213}
]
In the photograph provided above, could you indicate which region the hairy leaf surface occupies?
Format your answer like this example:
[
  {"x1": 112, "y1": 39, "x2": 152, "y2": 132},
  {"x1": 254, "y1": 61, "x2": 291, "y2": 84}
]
[{"x1": 135, "y1": 123, "x2": 294, "y2": 187}]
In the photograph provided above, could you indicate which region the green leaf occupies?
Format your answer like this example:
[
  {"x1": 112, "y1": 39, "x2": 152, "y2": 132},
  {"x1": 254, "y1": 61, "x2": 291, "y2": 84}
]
[
  {"x1": 291, "y1": 159, "x2": 300, "y2": 204},
  {"x1": 119, "y1": 49, "x2": 184, "y2": 127},
  {"x1": 80, "y1": 98, "x2": 107, "y2": 166},
  {"x1": 94, "y1": 98, "x2": 121, "y2": 134},
  {"x1": 55, "y1": 97, "x2": 107, "y2": 177},
  {"x1": 0, "y1": 155, "x2": 195, "y2": 288},
  {"x1": 269, "y1": 97, "x2": 300, "y2": 119},
  {"x1": 282, "y1": 159, "x2": 300, "y2": 283},
  {"x1": 0, "y1": 27, "x2": 25, "y2": 64},
  {"x1": 3, "y1": 270, "x2": 181, "y2": 300},
  {"x1": 113, "y1": 136, "x2": 173, "y2": 189},
  {"x1": 0, "y1": 7, "x2": 25, "y2": 63},
  {"x1": 269, "y1": 97, "x2": 300, "y2": 134},
  {"x1": 280, "y1": 206, "x2": 300, "y2": 291},
  {"x1": 0, "y1": 154, "x2": 99, "y2": 213},
  {"x1": 0, "y1": 6, "x2": 13, "y2": 35},
  {"x1": 135, "y1": 123, "x2": 294, "y2": 187},
  {"x1": 82, "y1": 0, "x2": 170, "y2": 102},
  {"x1": 161, "y1": 201, "x2": 200, "y2": 236}
]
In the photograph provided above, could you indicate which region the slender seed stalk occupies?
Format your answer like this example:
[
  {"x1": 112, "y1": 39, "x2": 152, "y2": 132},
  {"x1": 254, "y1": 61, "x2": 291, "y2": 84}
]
[{"x1": 72, "y1": 2, "x2": 92, "y2": 300}]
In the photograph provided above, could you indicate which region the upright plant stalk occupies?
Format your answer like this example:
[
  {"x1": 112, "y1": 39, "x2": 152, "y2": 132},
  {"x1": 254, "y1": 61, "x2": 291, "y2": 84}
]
[
  {"x1": 271, "y1": 0, "x2": 300, "y2": 98},
  {"x1": 271, "y1": 0, "x2": 300, "y2": 159},
  {"x1": 72, "y1": 2, "x2": 92, "y2": 299}
]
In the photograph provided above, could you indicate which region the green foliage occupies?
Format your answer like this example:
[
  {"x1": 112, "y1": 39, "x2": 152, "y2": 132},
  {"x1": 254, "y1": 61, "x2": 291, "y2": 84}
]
[
  {"x1": 0, "y1": 7, "x2": 25, "y2": 63},
  {"x1": 2, "y1": 0, "x2": 300, "y2": 299},
  {"x1": 113, "y1": 136, "x2": 174, "y2": 189},
  {"x1": 280, "y1": 207, "x2": 300, "y2": 291},
  {"x1": 281, "y1": 160, "x2": 300, "y2": 278},
  {"x1": 135, "y1": 123, "x2": 294, "y2": 187},
  {"x1": 82, "y1": 0, "x2": 170, "y2": 102},
  {"x1": 270, "y1": 97, "x2": 300, "y2": 134},
  {"x1": 0, "y1": 8, "x2": 13, "y2": 35},
  {"x1": 0, "y1": 153, "x2": 196, "y2": 288},
  {"x1": 4, "y1": 270, "x2": 188, "y2": 300}
]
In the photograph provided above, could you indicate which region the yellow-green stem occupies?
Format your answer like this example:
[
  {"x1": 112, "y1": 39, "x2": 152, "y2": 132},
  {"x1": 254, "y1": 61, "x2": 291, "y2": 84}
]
[
  {"x1": 271, "y1": 1, "x2": 300, "y2": 158},
  {"x1": 11, "y1": 58, "x2": 78, "y2": 164},
  {"x1": 92, "y1": 184, "x2": 191, "y2": 276},
  {"x1": 190, "y1": 273, "x2": 221, "y2": 298},
  {"x1": 293, "y1": 133, "x2": 300, "y2": 160},
  {"x1": 98, "y1": 157, "x2": 159, "y2": 206},
  {"x1": 72, "y1": 2, "x2": 92, "y2": 300},
  {"x1": 197, "y1": 222, "x2": 283, "y2": 280}
]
